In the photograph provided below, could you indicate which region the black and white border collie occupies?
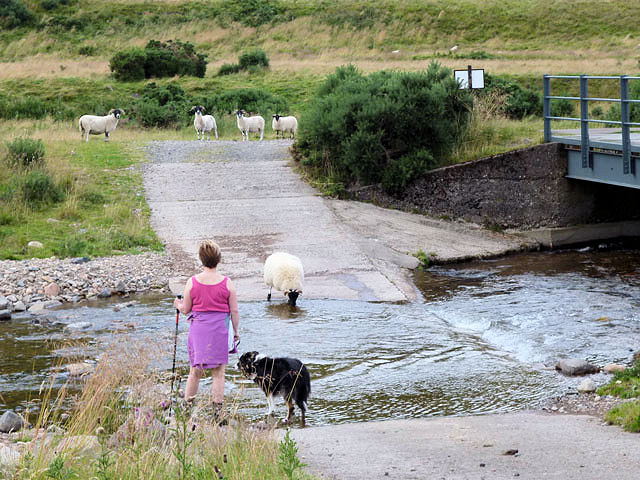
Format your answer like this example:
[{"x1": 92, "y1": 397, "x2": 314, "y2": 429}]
[{"x1": 237, "y1": 351, "x2": 311, "y2": 427}]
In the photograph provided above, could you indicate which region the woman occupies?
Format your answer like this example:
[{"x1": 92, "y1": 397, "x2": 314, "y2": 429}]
[{"x1": 174, "y1": 240, "x2": 240, "y2": 421}]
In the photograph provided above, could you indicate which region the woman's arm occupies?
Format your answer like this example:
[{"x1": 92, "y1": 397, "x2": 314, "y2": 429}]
[
  {"x1": 173, "y1": 278, "x2": 193, "y2": 314},
  {"x1": 227, "y1": 279, "x2": 240, "y2": 338}
]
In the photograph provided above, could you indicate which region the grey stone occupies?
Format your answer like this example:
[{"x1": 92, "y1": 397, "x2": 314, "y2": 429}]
[
  {"x1": 97, "y1": 288, "x2": 112, "y2": 298},
  {"x1": 55, "y1": 435, "x2": 101, "y2": 459},
  {"x1": 555, "y1": 359, "x2": 600, "y2": 376},
  {"x1": 115, "y1": 280, "x2": 127, "y2": 294},
  {"x1": 65, "y1": 321, "x2": 92, "y2": 331},
  {"x1": 66, "y1": 363, "x2": 95, "y2": 376},
  {"x1": 6, "y1": 295, "x2": 17, "y2": 302},
  {"x1": 603, "y1": 363, "x2": 627, "y2": 374},
  {"x1": 0, "y1": 310, "x2": 11, "y2": 321},
  {"x1": 71, "y1": 257, "x2": 91, "y2": 264},
  {"x1": 108, "y1": 407, "x2": 166, "y2": 448},
  {"x1": 0, "y1": 411, "x2": 24, "y2": 433},
  {"x1": 27, "y1": 266, "x2": 39, "y2": 272},
  {"x1": 577, "y1": 378, "x2": 597, "y2": 393},
  {"x1": 0, "y1": 296, "x2": 8, "y2": 309},
  {"x1": 27, "y1": 241, "x2": 43, "y2": 248},
  {"x1": 12, "y1": 301, "x2": 26, "y2": 312},
  {"x1": 0, "y1": 445, "x2": 20, "y2": 471}
]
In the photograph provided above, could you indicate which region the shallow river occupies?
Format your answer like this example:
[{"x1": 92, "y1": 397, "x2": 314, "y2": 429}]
[{"x1": 2, "y1": 246, "x2": 639, "y2": 426}]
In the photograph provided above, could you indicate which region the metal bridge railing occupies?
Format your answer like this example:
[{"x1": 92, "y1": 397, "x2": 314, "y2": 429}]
[{"x1": 543, "y1": 74, "x2": 640, "y2": 175}]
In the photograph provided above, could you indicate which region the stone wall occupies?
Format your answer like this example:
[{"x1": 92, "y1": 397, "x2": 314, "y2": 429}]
[{"x1": 354, "y1": 143, "x2": 640, "y2": 229}]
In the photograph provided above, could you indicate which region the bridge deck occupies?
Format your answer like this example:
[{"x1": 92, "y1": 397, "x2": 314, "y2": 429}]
[{"x1": 551, "y1": 128, "x2": 640, "y2": 153}]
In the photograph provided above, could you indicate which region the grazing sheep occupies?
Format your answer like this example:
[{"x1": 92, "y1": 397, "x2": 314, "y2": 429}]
[
  {"x1": 272, "y1": 114, "x2": 298, "y2": 139},
  {"x1": 78, "y1": 109, "x2": 124, "y2": 142},
  {"x1": 191, "y1": 106, "x2": 218, "y2": 141},
  {"x1": 236, "y1": 110, "x2": 265, "y2": 141},
  {"x1": 264, "y1": 252, "x2": 304, "y2": 307}
]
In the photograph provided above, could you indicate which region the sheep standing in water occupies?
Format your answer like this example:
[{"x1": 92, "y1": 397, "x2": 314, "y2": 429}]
[
  {"x1": 272, "y1": 114, "x2": 298, "y2": 139},
  {"x1": 236, "y1": 110, "x2": 264, "y2": 141},
  {"x1": 264, "y1": 252, "x2": 304, "y2": 307},
  {"x1": 191, "y1": 106, "x2": 218, "y2": 141},
  {"x1": 78, "y1": 109, "x2": 124, "y2": 142}
]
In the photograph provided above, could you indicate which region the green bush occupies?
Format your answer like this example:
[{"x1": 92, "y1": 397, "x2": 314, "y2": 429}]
[
  {"x1": 78, "y1": 45, "x2": 97, "y2": 56},
  {"x1": 238, "y1": 49, "x2": 270, "y2": 70},
  {"x1": 40, "y1": 0, "x2": 70, "y2": 11},
  {"x1": 218, "y1": 63, "x2": 240, "y2": 76},
  {"x1": 483, "y1": 74, "x2": 542, "y2": 119},
  {"x1": 0, "y1": 96, "x2": 48, "y2": 120},
  {"x1": 110, "y1": 47, "x2": 146, "y2": 81},
  {"x1": 220, "y1": 0, "x2": 284, "y2": 27},
  {"x1": 132, "y1": 82, "x2": 188, "y2": 128},
  {"x1": 605, "y1": 81, "x2": 640, "y2": 124},
  {"x1": 110, "y1": 40, "x2": 207, "y2": 81},
  {"x1": 297, "y1": 62, "x2": 472, "y2": 195},
  {"x1": 0, "y1": 0, "x2": 36, "y2": 28},
  {"x1": 6, "y1": 138, "x2": 45, "y2": 167},
  {"x1": 21, "y1": 171, "x2": 64, "y2": 205},
  {"x1": 591, "y1": 106, "x2": 604, "y2": 119},
  {"x1": 550, "y1": 98, "x2": 575, "y2": 117}
]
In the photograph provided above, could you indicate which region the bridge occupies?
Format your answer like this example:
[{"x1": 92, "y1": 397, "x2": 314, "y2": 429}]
[{"x1": 544, "y1": 74, "x2": 640, "y2": 190}]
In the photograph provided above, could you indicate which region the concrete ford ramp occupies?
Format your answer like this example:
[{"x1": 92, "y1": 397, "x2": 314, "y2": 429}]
[
  {"x1": 143, "y1": 140, "x2": 525, "y2": 302},
  {"x1": 290, "y1": 413, "x2": 640, "y2": 480}
]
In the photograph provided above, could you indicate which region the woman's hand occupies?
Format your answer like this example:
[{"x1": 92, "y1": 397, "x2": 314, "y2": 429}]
[{"x1": 173, "y1": 297, "x2": 182, "y2": 310}]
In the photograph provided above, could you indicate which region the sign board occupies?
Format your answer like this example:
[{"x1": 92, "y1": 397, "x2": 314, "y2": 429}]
[{"x1": 454, "y1": 68, "x2": 485, "y2": 89}]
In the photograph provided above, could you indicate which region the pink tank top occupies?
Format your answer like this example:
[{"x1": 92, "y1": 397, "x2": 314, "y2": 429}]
[{"x1": 190, "y1": 276, "x2": 230, "y2": 312}]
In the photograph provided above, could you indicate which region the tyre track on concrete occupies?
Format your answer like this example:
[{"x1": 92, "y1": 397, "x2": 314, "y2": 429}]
[{"x1": 142, "y1": 140, "x2": 527, "y2": 302}]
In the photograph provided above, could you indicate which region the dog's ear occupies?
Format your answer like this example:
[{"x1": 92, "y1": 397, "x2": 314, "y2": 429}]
[{"x1": 249, "y1": 351, "x2": 259, "y2": 361}]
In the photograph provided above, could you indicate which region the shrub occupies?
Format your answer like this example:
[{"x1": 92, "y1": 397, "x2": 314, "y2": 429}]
[
  {"x1": 550, "y1": 98, "x2": 575, "y2": 117},
  {"x1": 220, "y1": 0, "x2": 284, "y2": 27},
  {"x1": 218, "y1": 63, "x2": 240, "y2": 76},
  {"x1": 40, "y1": 0, "x2": 70, "y2": 11},
  {"x1": 132, "y1": 82, "x2": 188, "y2": 128},
  {"x1": 483, "y1": 74, "x2": 542, "y2": 119},
  {"x1": 110, "y1": 40, "x2": 207, "y2": 81},
  {"x1": 0, "y1": 96, "x2": 48, "y2": 120},
  {"x1": 297, "y1": 62, "x2": 472, "y2": 195},
  {"x1": 591, "y1": 106, "x2": 604, "y2": 119},
  {"x1": 0, "y1": 0, "x2": 36, "y2": 28},
  {"x1": 6, "y1": 138, "x2": 45, "y2": 167},
  {"x1": 78, "y1": 45, "x2": 97, "y2": 56},
  {"x1": 238, "y1": 49, "x2": 269, "y2": 70},
  {"x1": 109, "y1": 47, "x2": 146, "y2": 81},
  {"x1": 21, "y1": 171, "x2": 64, "y2": 205}
]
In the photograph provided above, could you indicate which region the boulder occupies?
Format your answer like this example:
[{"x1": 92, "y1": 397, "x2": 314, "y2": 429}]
[
  {"x1": 55, "y1": 435, "x2": 101, "y2": 459},
  {"x1": 71, "y1": 257, "x2": 90, "y2": 264},
  {"x1": 66, "y1": 363, "x2": 95, "y2": 377},
  {"x1": 0, "y1": 310, "x2": 10, "y2": 321},
  {"x1": 65, "y1": 322, "x2": 92, "y2": 331},
  {"x1": 0, "y1": 411, "x2": 25, "y2": 433},
  {"x1": 0, "y1": 445, "x2": 20, "y2": 472},
  {"x1": 555, "y1": 359, "x2": 600, "y2": 376},
  {"x1": 577, "y1": 378, "x2": 597, "y2": 393},
  {"x1": 27, "y1": 241, "x2": 43, "y2": 249},
  {"x1": 12, "y1": 301, "x2": 26, "y2": 312},
  {"x1": 0, "y1": 296, "x2": 8, "y2": 310},
  {"x1": 603, "y1": 363, "x2": 627, "y2": 374},
  {"x1": 115, "y1": 281, "x2": 127, "y2": 294},
  {"x1": 97, "y1": 288, "x2": 112, "y2": 299},
  {"x1": 108, "y1": 407, "x2": 166, "y2": 448},
  {"x1": 28, "y1": 302, "x2": 48, "y2": 313},
  {"x1": 44, "y1": 282, "x2": 61, "y2": 297}
]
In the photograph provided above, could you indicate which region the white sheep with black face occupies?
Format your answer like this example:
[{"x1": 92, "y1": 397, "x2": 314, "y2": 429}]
[
  {"x1": 236, "y1": 109, "x2": 264, "y2": 141},
  {"x1": 78, "y1": 109, "x2": 124, "y2": 142},
  {"x1": 272, "y1": 114, "x2": 298, "y2": 139},
  {"x1": 263, "y1": 252, "x2": 304, "y2": 307},
  {"x1": 191, "y1": 105, "x2": 218, "y2": 141}
]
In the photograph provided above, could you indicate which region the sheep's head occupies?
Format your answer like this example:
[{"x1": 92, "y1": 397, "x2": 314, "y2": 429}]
[
  {"x1": 236, "y1": 109, "x2": 245, "y2": 118},
  {"x1": 272, "y1": 114, "x2": 281, "y2": 121},
  {"x1": 191, "y1": 106, "x2": 205, "y2": 116},
  {"x1": 109, "y1": 109, "x2": 124, "y2": 119},
  {"x1": 284, "y1": 289, "x2": 301, "y2": 307}
]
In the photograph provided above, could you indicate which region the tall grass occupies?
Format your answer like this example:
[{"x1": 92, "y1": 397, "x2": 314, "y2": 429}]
[{"x1": 13, "y1": 338, "x2": 317, "y2": 479}]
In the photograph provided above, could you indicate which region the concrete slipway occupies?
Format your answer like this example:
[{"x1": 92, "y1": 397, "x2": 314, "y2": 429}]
[{"x1": 143, "y1": 140, "x2": 638, "y2": 480}]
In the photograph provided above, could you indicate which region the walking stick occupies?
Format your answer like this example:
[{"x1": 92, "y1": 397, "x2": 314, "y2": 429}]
[{"x1": 168, "y1": 277, "x2": 187, "y2": 417}]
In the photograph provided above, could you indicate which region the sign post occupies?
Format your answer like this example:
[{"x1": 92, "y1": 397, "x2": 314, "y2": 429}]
[{"x1": 454, "y1": 66, "x2": 485, "y2": 90}]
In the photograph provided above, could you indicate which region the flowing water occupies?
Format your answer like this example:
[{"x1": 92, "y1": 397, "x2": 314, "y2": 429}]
[{"x1": 2, "y1": 246, "x2": 640, "y2": 426}]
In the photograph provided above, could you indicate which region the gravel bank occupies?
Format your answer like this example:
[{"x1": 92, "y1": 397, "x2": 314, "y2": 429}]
[{"x1": 0, "y1": 245, "x2": 197, "y2": 315}]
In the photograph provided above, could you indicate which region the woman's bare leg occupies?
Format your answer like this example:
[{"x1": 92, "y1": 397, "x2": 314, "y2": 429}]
[
  {"x1": 185, "y1": 367, "x2": 204, "y2": 402},
  {"x1": 210, "y1": 365, "x2": 226, "y2": 404}
]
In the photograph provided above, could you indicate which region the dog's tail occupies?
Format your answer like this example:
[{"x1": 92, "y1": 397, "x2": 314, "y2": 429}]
[{"x1": 296, "y1": 365, "x2": 311, "y2": 411}]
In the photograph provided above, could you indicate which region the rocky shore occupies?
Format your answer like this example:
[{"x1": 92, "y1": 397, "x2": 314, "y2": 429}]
[{"x1": 0, "y1": 246, "x2": 197, "y2": 319}]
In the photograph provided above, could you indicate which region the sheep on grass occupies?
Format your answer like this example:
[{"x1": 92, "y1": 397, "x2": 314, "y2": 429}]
[
  {"x1": 272, "y1": 114, "x2": 298, "y2": 139},
  {"x1": 78, "y1": 109, "x2": 124, "y2": 142},
  {"x1": 264, "y1": 252, "x2": 304, "y2": 307},
  {"x1": 191, "y1": 105, "x2": 218, "y2": 141},
  {"x1": 236, "y1": 109, "x2": 265, "y2": 141}
]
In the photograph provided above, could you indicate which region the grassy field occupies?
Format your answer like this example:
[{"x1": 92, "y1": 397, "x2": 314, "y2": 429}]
[{"x1": 598, "y1": 362, "x2": 640, "y2": 432}]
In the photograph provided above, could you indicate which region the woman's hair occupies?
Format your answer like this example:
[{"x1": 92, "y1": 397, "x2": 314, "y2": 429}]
[{"x1": 199, "y1": 240, "x2": 221, "y2": 268}]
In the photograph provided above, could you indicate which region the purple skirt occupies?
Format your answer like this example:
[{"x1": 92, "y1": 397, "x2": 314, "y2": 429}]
[{"x1": 187, "y1": 311, "x2": 230, "y2": 369}]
